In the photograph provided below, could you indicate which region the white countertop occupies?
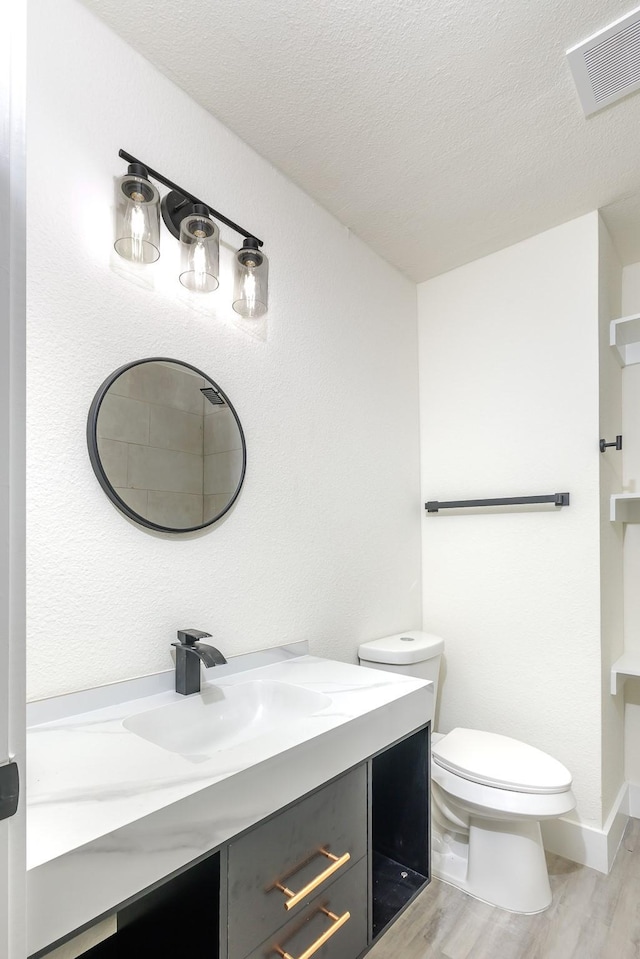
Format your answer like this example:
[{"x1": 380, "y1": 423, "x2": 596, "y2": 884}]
[{"x1": 27, "y1": 645, "x2": 432, "y2": 956}]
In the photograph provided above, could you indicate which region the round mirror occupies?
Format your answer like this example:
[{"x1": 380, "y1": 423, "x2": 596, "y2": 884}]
[{"x1": 87, "y1": 358, "x2": 246, "y2": 533}]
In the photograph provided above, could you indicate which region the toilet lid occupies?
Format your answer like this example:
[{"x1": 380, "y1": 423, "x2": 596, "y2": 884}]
[
  {"x1": 358, "y1": 631, "x2": 444, "y2": 665},
  {"x1": 432, "y1": 728, "x2": 573, "y2": 794}
]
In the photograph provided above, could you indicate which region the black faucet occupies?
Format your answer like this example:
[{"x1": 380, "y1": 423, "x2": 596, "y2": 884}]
[{"x1": 172, "y1": 629, "x2": 227, "y2": 695}]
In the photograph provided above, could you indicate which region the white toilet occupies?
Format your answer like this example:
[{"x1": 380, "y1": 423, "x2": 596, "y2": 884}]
[{"x1": 358, "y1": 630, "x2": 575, "y2": 914}]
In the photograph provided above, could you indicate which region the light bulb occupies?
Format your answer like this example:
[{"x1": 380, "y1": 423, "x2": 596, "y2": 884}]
[
  {"x1": 242, "y1": 266, "x2": 257, "y2": 315},
  {"x1": 127, "y1": 202, "x2": 147, "y2": 263},
  {"x1": 192, "y1": 240, "x2": 209, "y2": 290}
]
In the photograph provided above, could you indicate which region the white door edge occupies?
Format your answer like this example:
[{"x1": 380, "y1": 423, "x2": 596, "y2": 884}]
[{"x1": 0, "y1": 1, "x2": 27, "y2": 956}]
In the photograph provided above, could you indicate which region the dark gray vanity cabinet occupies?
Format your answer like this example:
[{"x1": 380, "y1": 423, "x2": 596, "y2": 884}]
[
  {"x1": 243, "y1": 859, "x2": 369, "y2": 959},
  {"x1": 225, "y1": 766, "x2": 368, "y2": 959},
  {"x1": 46, "y1": 727, "x2": 429, "y2": 959}
]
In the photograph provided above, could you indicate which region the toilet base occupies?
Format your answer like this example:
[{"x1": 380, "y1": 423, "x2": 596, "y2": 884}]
[{"x1": 431, "y1": 816, "x2": 552, "y2": 914}]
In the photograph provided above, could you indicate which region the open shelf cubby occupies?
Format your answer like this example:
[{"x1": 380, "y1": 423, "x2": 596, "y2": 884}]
[
  {"x1": 611, "y1": 652, "x2": 640, "y2": 696},
  {"x1": 610, "y1": 493, "x2": 640, "y2": 524},
  {"x1": 370, "y1": 727, "x2": 430, "y2": 940},
  {"x1": 610, "y1": 313, "x2": 640, "y2": 367},
  {"x1": 77, "y1": 852, "x2": 221, "y2": 959}
]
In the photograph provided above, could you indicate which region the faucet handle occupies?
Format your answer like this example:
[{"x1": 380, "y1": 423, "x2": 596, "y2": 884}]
[{"x1": 176, "y1": 628, "x2": 212, "y2": 646}]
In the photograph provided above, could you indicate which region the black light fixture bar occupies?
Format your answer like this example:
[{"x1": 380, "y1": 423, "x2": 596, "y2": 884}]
[
  {"x1": 425, "y1": 492, "x2": 570, "y2": 512},
  {"x1": 118, "y1": 149, "x2": 263, "y2": 247}
]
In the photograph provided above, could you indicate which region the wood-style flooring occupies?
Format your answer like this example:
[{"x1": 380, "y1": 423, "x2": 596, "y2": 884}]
[{"x1": 368, "y1": 819, "x2": 640, "y2": 959}]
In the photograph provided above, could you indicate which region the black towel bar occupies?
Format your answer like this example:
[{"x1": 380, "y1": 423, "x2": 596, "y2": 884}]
[{"x1": 425, "y1": 493, "x2": 570, "y2": 513}]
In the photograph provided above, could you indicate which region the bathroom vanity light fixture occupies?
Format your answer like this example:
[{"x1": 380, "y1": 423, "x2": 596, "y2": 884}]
[
  {"x1": 114, "y1": 149, "x2": 268, "y2": 317},
  {"x1": 178, "y1": 203, "x2": 220, "y2": 293},
  {"x1": 233, "y1": 238, "x2": 269, "y2": 318},
  {"x1": 114, "y1": 162, "x2": 161, "y2": 264}
]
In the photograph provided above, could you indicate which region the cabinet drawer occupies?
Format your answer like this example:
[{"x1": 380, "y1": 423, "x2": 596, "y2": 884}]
[
  {"x1": 244, "y1": 856, "x2": 368, "y2": 959},
  {"x1": 228, "y1": 766, "x2": 367, "y2": 959}
]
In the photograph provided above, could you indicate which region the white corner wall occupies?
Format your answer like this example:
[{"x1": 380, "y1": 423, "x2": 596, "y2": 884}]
[
  {"x1": 620, "y1": 262, "x2": 640, "y2": 792},
  {"x1": 418, "y1": 214, "x2": 605, "y2": 828},
  {"x1": 597, "y1": 218, "x2": 625, "y2": 823},
  {"x1": 25, "y1": 0, "x2": 421, "y2": 700}
]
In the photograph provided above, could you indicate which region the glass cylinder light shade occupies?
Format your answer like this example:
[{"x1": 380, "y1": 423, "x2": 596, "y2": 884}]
[
  {"x1": 114, "y1": 165, "x2": 161, "y2": 263},
  {"x1": 232, "y1": 238, "x2": 268, "y2": 318},
  {"x1": 179, "y1": 205, "x2": 220, "y2": 293}
]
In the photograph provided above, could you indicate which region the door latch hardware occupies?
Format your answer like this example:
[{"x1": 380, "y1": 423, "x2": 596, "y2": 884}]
[{"x1": 0, "y1": 762, "x2": 19, "y2": 821}]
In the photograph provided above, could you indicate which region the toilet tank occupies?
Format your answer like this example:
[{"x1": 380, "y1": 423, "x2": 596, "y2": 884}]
[{"x1": 358, "y1": 631, "x2": 444, "y2": 707}]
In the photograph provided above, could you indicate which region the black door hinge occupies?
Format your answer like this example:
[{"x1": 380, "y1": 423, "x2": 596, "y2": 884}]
[{"x1": 0, "y1": 762, "x2": 19, "y2": 821}]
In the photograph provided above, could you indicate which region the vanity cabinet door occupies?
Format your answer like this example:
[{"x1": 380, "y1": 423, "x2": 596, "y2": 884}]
[
  {"x1": 227, "y1": 766, "x2": 367, "y2": 959},
  {"x1": 244, "y1": 857, "x2": 368, "y2": 959}
]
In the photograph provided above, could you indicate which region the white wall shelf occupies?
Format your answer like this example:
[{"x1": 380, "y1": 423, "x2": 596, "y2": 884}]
[
  {"x1": 611, "y1": 652, "x2": 640, "y2": 695},
  {"x1": 610, "y1": 493, "x2": 640, "y2": 523},
  {"x1": 610, "y1": 313, "x2": 640, "y2": 367}
]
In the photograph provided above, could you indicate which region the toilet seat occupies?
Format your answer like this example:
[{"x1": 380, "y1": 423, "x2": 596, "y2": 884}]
[
  {"x1": 432, "y1": 728, "x2": 572, "y2": 794},
  {"x1": 431, "y1": 761, "x2": 576, "y2": 820}
]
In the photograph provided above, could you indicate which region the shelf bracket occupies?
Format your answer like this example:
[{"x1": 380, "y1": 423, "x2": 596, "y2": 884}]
[{"x1": 600, "y1": 436, "x2": 622, "y2": 453}]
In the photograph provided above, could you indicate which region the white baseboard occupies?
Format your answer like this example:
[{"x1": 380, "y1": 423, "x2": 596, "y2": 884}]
[
  {"x1": 627, "y1": 781, "x2": 640, "y2": 818},
  {"x1": 541, "y1": 782, "x2": 630, "y2": 874}
]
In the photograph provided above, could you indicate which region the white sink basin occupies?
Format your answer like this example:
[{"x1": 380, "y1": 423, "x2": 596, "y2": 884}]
[{"x1": 123, "y1": 680, "x2": 331, "y2": 762}]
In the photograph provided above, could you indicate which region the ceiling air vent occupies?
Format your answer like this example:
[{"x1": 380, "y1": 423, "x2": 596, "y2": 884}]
[{"x1": 567, "y1": 6, "x2": 640, "y2": 115}]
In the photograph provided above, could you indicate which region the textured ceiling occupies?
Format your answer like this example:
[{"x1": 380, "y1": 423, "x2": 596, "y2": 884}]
[{"x1": 78, "y1": 0, "x2": 640, "y2": 281}]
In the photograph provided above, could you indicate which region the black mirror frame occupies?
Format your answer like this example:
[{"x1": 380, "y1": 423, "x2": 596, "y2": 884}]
[{"x1": 87, "y1": 357, "x2": 247, "y2": 534}]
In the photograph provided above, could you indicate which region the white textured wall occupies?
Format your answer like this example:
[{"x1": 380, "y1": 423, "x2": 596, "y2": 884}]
[
  {"x1": 620, "y1": 262, "x2": 640, "y2": 788},
  {"x1": 418, "y1": 214, "x2": 604, "y2": 826},
  {"x1": 26, "y1": 0, "x2": 421, "y2": 700}
]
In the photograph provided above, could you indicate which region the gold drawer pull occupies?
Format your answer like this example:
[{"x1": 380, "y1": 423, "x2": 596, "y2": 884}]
[
  {"x1": 274, "y1": 908, "x2": 350, "y2": 959},
  {"x1": 275, "y1": 850, "x2": 351, "y2": 911}
]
